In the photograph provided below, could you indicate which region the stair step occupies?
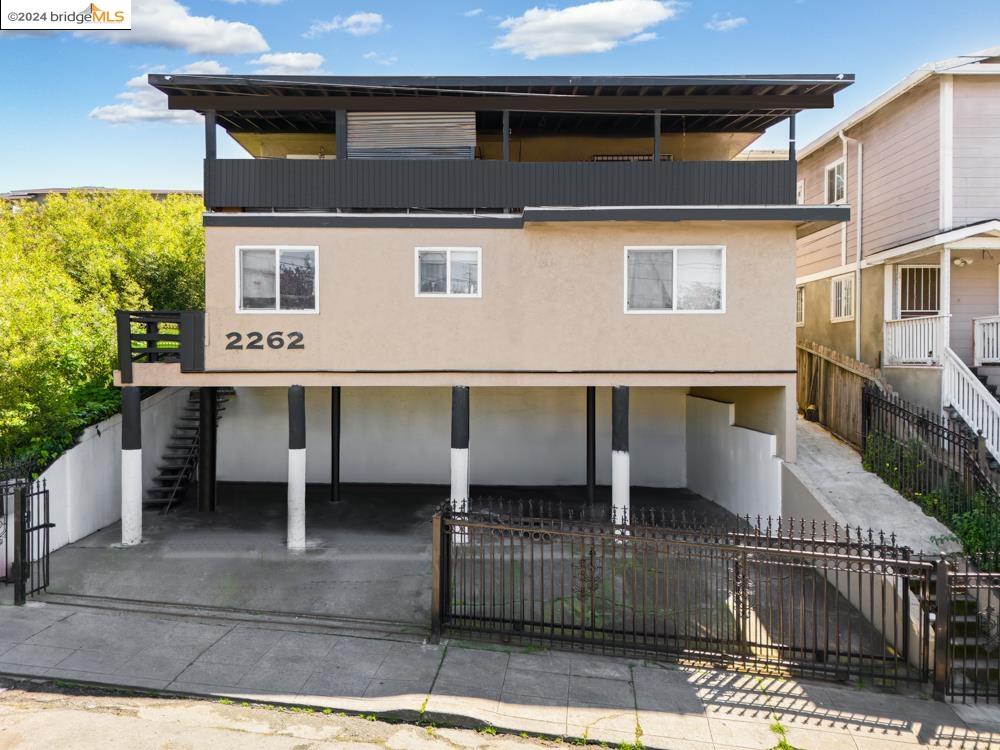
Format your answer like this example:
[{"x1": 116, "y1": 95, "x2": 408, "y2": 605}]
[
  {"x1": 152, "y1": 477, "x2": 183, "y2": 486},
  {"x1": 167, "y1": 443, "x2": 197, "y2": 450},
  {"x1": 145, "y1": 488, "x2": 172, "y2": 498},
  {"x1": 156, "y1": 467, "x2": 187, "y2": 475}
]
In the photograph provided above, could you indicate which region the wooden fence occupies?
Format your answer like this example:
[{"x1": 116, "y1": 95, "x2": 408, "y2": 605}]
[{"x1": 796, "y1": 341, "x2": 885, "y2": 448}]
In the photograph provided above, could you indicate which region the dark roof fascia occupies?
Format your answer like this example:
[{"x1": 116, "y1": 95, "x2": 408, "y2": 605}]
[{"x1": 203, "y1": 205, "x2": 850, "y2": 229}]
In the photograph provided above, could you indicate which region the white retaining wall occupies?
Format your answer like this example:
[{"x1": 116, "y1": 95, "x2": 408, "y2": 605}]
[
  {"x1": 2, "y1": 388, "x2": 189, "y2": 560},
  {"x1": 685, "y1": 395, "x2": 782, "y2": 518},
  {"x1": 217, "y1": 386, "x2": 688, "y2": 487}
]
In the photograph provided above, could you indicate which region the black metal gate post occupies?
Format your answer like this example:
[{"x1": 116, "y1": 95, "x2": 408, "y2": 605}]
[
  {"x1": 12, "y1": 486, "x2": 26, "y2": 606},
  {"x1": 933, "y1": 555, "x2": 951, "y2": 701},
  {"x1": 430, "y1": 512, "x2": 447, "y2": 642}
]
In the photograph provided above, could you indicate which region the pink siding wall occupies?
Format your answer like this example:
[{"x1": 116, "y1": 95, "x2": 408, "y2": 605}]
[
  {"x1": 796, "y1": 79, "x2": 941, "y2": 277},
  {"x1": 954, "y1": 76, "x2": 1000, "y2": 228}
]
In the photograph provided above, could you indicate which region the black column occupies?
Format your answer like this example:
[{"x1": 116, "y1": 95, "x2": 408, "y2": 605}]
[
  {"x1": 586, "y1": 386, "x2": 596, "y2": 502},
  {"x1": 122, "y1": 386, "x2": 141, "y2": 452},
  {"x1": 205, "y1": 110, "x2": 217, "y2": 161},
  {"x1": 451, "y1": 386, "x2": 470, "y2": 450},
  {"x1": 330, "y1": 386, "x2": 341, "y2": 503},
  {"x1": 612, "y1": 386, "x2": 629, "y2": 453},
  {"x1": 653, "y1": 110, "x2": 661, "y2": 161},
  {"x1": 336, "y1": 110, "x2": 347, "y2": 159},
  {"x1": 198, "y1": 387, "x2": 218, "y2": 512},
  {"x1": 502, "y1": 110, "x2": 510, "y2": 161}
]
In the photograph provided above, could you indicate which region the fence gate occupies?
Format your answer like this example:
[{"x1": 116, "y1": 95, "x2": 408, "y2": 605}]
[{"x1": 1, "y1": 480, "x2": 53, "y2": 604}]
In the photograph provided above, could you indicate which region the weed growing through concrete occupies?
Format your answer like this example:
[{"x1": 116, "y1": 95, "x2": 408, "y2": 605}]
[{"x1": 477, "y1": 724, "x2": 498, "y2": 735}]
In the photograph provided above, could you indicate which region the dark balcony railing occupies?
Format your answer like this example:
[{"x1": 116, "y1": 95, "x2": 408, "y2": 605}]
[
  {"x1": 115, "y1": 310, "x2": 204, "y2": 384},
  {"x1": 204, "y1": 158, "x2": 796, "y2": 211}
]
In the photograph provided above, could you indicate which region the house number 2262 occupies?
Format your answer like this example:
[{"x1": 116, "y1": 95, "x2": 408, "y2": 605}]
[{"x1": 225, "y1": 331, "x2": 304, "y2": 350}]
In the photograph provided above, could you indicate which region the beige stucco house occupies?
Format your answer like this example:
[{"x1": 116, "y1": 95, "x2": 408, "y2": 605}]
[
  {"x1": 114, "y1": 74, "x2": 851, "y2": 548},
  {"x1": 795, "y1": 49, "x2": 1000, "y2": 456}
]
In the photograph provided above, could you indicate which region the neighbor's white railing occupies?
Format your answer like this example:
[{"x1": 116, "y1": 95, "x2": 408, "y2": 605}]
[
  {"x1": 943, "y1": 346, "x2": 1000, "y2": 462},
  {"x1": 883, "y1": 315, "x2": 950, "y2": 365},
  {"x1": 973, "y1": 316, "x2": 1000, "y2": 367}
]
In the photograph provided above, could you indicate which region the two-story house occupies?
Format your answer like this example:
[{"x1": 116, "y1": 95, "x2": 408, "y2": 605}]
[
  {"x1": 116, "y1": 74, "x2": 851, "y2": 550},
  {"x1": 795, "y1": 48, "x2": 1000, "y2": 457}
]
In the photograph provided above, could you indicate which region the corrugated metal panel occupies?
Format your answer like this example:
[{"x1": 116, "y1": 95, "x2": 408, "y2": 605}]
[
  {"x1": 205, "y1": 159, "x2": 796, "y2": 210},
  {"x1": 346, "y1": 112, "x2": 476, "y2": 160}
]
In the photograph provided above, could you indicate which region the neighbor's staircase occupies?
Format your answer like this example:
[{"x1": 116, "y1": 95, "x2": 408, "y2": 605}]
[{"x1": 144, "y1": 388, "x2": 234, "y2": 512}]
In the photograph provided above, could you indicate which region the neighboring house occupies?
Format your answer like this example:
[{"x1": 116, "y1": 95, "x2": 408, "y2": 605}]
[
  {"x1": 795, "y1": 48, "x2": 1000, "y2": 453},
  {"x1": 114, "y1": 74, "x2": 850, "y2": 549}
]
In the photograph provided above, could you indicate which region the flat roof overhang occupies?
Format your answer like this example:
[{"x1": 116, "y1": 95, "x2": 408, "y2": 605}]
[
  {"x1": 151, "y1": 73, "x2": 853, "y2": 137},
  {"x1": 203, "y1": 204, "x2": 850, "y2": 231}
]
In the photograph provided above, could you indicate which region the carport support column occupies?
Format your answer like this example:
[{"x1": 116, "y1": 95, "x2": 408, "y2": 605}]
[
  {"x1": 330, "y1": 386, "x2": 341, "y2": 503},
  {"x1": 451, "y1": 386, "x2": 470, "y2": 511},
  {"x1": 121, "y1": 386, "x2": 142, "y2": 546},
  {"x1": 198, "y1": 387, "x2": 218, "y2": 512},
  {"x1": 611, "y1": 385, "x2": 630, "y2": 525},
  {"x1": 288, "y1": 385, "x2": 307, "y2": 551},
  {"x1": 586, "y1": 386, "x2": 596, "y2": 503}
]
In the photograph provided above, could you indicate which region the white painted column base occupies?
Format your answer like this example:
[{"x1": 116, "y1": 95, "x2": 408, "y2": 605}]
[
  {"x1": 121, "y1": 449, "x2": 143, "y2": 546},
  {"x1": 287, "y1": 448, "x2": 307, "y2": 550},
  {"x1": 611, "y1": 450, "x2": 630, "y2": 525},
  {"x1": 450, "y1": 448, "x2": 469, "y2": 512}
]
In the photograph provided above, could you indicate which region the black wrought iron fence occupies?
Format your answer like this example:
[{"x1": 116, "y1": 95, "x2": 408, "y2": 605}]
[
  {"x1": 939, "y1": 552, "x2": 1000, "y2": 703},
  {"x1": 432, "y1": 502, "x2": 934, "y2": 687},
  {"x1": 861, "y1": 384, "x2": 1000, "y2": 552},
  {"x1": 1, "y1": 478, "x2": 52, "y2": 604}
]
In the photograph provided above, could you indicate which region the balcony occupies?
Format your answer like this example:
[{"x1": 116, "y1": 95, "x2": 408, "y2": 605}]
[
  {"x1": 116, "y1": 310, "x2": 204, "y2": 384},
  {"x1": 203, "y1": 158, "x2": 797, "y2": 212}
]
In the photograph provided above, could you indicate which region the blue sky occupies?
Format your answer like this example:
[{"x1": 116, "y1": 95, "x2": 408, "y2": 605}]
[{"x1": 1, "y1": 0, "x2": 998, "y2": 191}]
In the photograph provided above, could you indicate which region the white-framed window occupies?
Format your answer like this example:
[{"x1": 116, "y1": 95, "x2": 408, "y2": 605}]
[
  {"x1": 796, "y1": 286, "x2": 805, "y2": 327},
  {"x1": 415, "y1": 247, "x2": 482, "y2": 297},
  {"x1": 830, "y1": 272, "x2": 854, "y2": 322},
  {"x1": 236, "y1": 246, "x2": 318, "y2": 313},
  {"x1": 825, "y1": 158, "x2": 846, "y2": 204},
  {"x1": 897, "y1": 265, "x2": 940, "y2": 318},
  {"x1": 796, "y1": 179, "x2": 805, "y2": 205},
  {"x1": 624, "y1": 246, "x2": 725, "y2": 314}
]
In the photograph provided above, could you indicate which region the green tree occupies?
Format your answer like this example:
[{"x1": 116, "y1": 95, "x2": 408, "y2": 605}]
[{"x1": 0, "y1": 190, "x2": 204, "y2": 463}]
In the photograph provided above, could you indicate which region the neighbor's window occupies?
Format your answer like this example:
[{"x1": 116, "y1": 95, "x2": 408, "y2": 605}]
[
  {"x1": 625, "y1": 246, "x2": 724, "y2": 313},
  {"x1": 238, "y1": 247, "x2": 317, "y2": 312},
  {"x1": 898, "y1": 265, "x2": 940, "y2": 318},
  {"x1": 830, "y1": 273, "x2": 854, "y2": 322},
  {"x1": 416, "y1": 247, "x2": 481, "y2": 297},
  {"x1": 825, "y1": 159, "x2": 846, "y2": 204},
  {"x1": 796, "y1": 286, "x2": 805, "y2": 326}
]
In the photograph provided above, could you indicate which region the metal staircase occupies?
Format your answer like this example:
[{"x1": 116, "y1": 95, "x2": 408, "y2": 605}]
[{"x1": 144, "y1": 388, "x2": 234, "y2": 512}]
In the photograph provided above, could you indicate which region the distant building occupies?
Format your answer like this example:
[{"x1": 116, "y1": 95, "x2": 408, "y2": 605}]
[{"x1": 0, "y1": 187, "x2": 201, "y2": 203}]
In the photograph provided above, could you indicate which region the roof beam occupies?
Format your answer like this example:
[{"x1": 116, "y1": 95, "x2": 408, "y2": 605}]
[{"x1": 168, "y1": 93, "x2": 834, "y2": 113}]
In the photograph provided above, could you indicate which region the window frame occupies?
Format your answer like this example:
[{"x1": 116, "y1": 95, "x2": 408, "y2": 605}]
[
  {"x1": 830, "y1": 272, "x2": 855, "y2": 323},
  {"x1": 796, "y1": 285, "x2": 805, "y2": 327},
  {"x1": 896, "y1": 264, "x2": 941, "y2": 318},
  {"x1": 824, "y1": 157, "x2": 847, "y2": 205},
  {"x1": 414, "y1": 246, "x2": 483, "y2": 298},
  {"x1": 235, "y1": 245, "x2": 319, "y2": 314},
  {"x1": 623, "y1": 245, "x2": 727, "y2": 315}
]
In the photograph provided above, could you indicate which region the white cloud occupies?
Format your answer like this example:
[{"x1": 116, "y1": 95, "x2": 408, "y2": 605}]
[
  {"x1": 704, "y1": 13, "x2": 747, "y2": 31},
  {"x1": 628, "y1": 31, "x2": 657, "y2": 43},
  {"x1": 464, "y1": 8, "x2": 484, "y2": 16},
  {"x1": 493, "y1": 0, "x2": 680, "y2": 59},
  {"x1": 363, "y1": 51, "x2": 398, "y2": 66},
  {"x1": 78, "y1": 0, "x2": 268, "y2": 54},
  {"x1": 90, "y1": 60, "x2": 229, "y2": 125},
  {"x1": 250, "y1": 52, "x2": 326, "y2": 74},
  {"x1": 304, "y1": 12, "x2": 385, "y2": 38}
]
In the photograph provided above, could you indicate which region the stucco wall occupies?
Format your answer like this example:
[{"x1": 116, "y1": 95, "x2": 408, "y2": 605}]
[
  {"x1": 795, "y1": 265, "x2": 884, "y2": 368},
  {"x1": 204, "y1": 221, "x2": 797, "y2": 374},
  {"x1": 882, "y1": 366, "x2": 943, "y2": 411},
  {"x1": 0, "y1": 388, "x2": 188, "y2": 570},
  {"x1": 216, "y1": 386, "x2": 688, "y2": 487},
  {"x1": 685, "y1": 395, "x2": 782, "y2": 518}
]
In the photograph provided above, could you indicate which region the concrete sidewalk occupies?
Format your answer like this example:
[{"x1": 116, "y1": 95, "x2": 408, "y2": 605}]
[{"x1": 0, "y1": 601, "x2": 998, "y2": 749}]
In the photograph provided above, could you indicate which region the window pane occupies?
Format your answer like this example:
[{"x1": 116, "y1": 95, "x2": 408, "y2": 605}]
[
  {"x1": 241, "y1": 249, "x2": 276, "y2": 309},
  {"x1": 419, "y1": 251, "x2": 447, "y2": 293},
  {"x1": 677, "y1": 248, "x2": 722, "y2": 310},
  {"x1": 279, "y1": 250, "x2": 315, "y2": 310},
  {"x1": 627, "y1": 249, "x2": 673, "y2": 310},
  {"x1": 450, "y1": 251, "x2": 479, "y2": 295}
]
